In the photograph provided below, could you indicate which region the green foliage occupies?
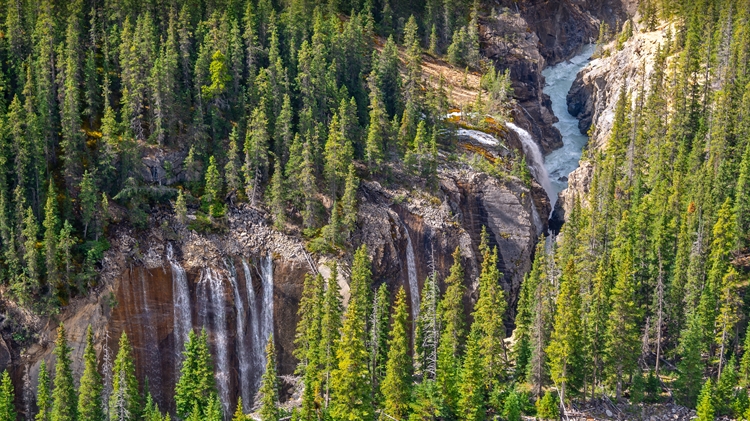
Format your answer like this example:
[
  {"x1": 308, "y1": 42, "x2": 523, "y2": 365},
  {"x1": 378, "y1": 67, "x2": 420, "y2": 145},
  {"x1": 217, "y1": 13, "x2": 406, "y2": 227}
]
[
  {"x1": 0, "y1": 371, "x2": 16, "y2": 421},
  {"x1": 696, "y1": 380, "x2": 715, "y2": 421},
  {"x1": 535, "y1": 391, "x2": 559, "y2": 420},
  {"x1": 502, "y1": 391, "x2": 522, "y2": 421},
  {"x1": 175, "y1": 329, "x2": 216, "y2": 419},
  {"x1": 380, "y1": 288, "x2": 412, "y2": 419},
  {"x1": 36, "y1": 361, "x2": 51, "y2": 421},
  {"x1": 78, "y1": 326, "x2": 104, "y2": 421},
  {"x1": 259, "y1": 337, "x2": 279, "y2": 421},
  {"x1": 110, "y1": 332, "x2": 140, "y2": 421},
  {"x1": 52, "y1": 324, "x2": 77, "y2": 421},
  {"x1": 457, "y1": 331, "x2": 485, "y2": 421}
]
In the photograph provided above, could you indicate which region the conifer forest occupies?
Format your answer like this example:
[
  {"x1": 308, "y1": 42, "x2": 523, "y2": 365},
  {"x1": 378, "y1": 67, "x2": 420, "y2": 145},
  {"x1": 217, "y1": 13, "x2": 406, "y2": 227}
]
[{"x1": 0, "y1": 0, "x2": 748, "y2": 420}]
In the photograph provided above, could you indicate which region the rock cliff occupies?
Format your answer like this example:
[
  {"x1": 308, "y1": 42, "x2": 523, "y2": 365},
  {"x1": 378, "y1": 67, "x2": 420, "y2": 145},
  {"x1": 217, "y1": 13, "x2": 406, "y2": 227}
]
[{"x1": 557, "y1": 21, "x2": 673, "y2": 220}]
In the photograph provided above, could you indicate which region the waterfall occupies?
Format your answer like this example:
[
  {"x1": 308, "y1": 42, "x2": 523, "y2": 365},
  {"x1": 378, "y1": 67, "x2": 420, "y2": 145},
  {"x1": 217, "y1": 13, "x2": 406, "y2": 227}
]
[
  {"x1": 404, "y1": 228, "x2": 420, "y2": 327},
  {"x1": 138, "y1": 271, "x2": 162, "y2": 404},
  {"x1": 198, "y1": 269, "x2": 231, "y2": 415},
  {"x1": 226, "y1": 260, "x2": 252, "y2": 411},
  {"x1": 260, "y1": 254, "x2": 274, "y2": 363},
  {"x1": 242, "y1": 259, "x2": 263, "y2": 393},
  {"x1": 506, "y1": 122, "x2": 555, "y2": 204},
  {"x1": 167, "y1": 244, "x2": 192, "y2": 370}
]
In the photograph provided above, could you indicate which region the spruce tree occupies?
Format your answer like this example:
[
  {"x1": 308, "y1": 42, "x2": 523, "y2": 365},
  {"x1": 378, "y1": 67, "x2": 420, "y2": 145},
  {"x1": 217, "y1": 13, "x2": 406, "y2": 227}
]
[
  {"x1": 259, "y1": 337, "x2": 279, "y2": 421},
  {"x1": 79, "y1": 170, "x2": 98, "y2": 239},
  {"x1": 36, "y1": 361, "x2": 51, "y2": 421},
  {"x1": 225, "y1": 127, "x2": 243, "y2": 195},
  {"x1": 696, "y1": 379, "x2": 715, "y2": 421},
  {"x1": 380, "y1": 287, "x2": 411, "y2": 420},
  {"x1": 175, "y1": 329, "x2": 216, "y2": 419},
  {"x1": 78, "y1": 326, "x2": 104, "y2": 421},
  {"x1": 204, "y1": 156, "x2": 223, "y2": 217},
  {"x1": 0, "y1": 371, "x2": 16, "y2": 421},
  {"x1": 436, "y1": 247, "x2": 465, "y2": 415},
  {"x1": 341, "y1": 164, "x2": 359, "y2": 238},
  {"x1": 110, "y1": 332, "x2": 139, "y2": 421},
  {"x1": 675, "y1": 312, "x2": 704, "y2": 407},
  {"x1": 51, "y1": 324, "x2": 77, "y2": 421},
  {"x1": 371, "y1": 283, "x2": 390, "y2": 393},
  {"x1": 204, "y1": 394, "x2": 223, "y2": 421},
  {"x1": 330, "y1": 279, "x2": 373, "y2": 421},
  {"x1": 546, "y1": 260, "x2": 583, "y2": 404},
  {"x1": 269, "y1": 158, "x2": 286, "y2": 230},
  {"x1": 472, "y1": 244, "x2": 507, "y2": 395},
  {"x1": 319, "y1": 263, "x2": 343, "y2": 408},
  {"x1": 457, "y1": 331, "x2": 484, "y2": 421},
  {"x1": 43, "y1": 181, "x2": 59, "y2": 289}
]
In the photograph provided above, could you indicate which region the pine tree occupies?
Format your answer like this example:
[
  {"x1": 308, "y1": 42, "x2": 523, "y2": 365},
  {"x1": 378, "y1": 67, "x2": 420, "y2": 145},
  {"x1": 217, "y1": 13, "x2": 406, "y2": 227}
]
[
  {"x1": 110, "y1": 332, "x2": 140, "y2": 421},
  {"x1": 457, "y1": 331, "x2": 484, "y2": 421},
  {"x1": 371, "y1": 283, "x2": 390, "y2": 393},
  {"x1": 472, "y1": 244, "x2": 507, "y2": 394},
  {"x1": 36, "y1": 361, "x2": 51, "y2": 421},
  {"x1": 380, "y1": 287, "x2": 411, "y2": 420},
  {"x1": 259, "y1": 337, "x2": 280, "y2": 421},
  {"x1": 225, "y1": 126, "x2": 243, "y2": 195},
  {"x1": 436, "y1": 247, "x2": 465, "y2": 415},
  {"x1": 546, "y1": 260, "x2": 583, "y2": 404},
  {"x1": 244, "y1": 108, "x2": 270, "y2": 204},
  {"x1": 293, "y1": 273, "x2": 324, "y2": 375},
  {"x1": 675, "y1": 312, "x2": 704, "y2": 407},
  {"x1": 696, "y1": 379, "x2": 715, "y2": 421},
  {"x1": 536, "y1": 391, "x2": 559, "y2": 420},
  {"x1": 204, "y1": 156, "x2": 223, "y2": 217},
  {"x1": 330, "y1": 278, "x2": 373, "y2": 421},
  {"x1": 51, "y1": 324, "x2": 77, "y2": 421},
  {"x1": 341, "y1": 164, "x2": 359, "y2": 237},
  {"x1": 604, "y1": 238, "x2": 641, "y2": 401},
  {"x1": 320, "y1": 263, "x2": 343, "y2": 408},
  {"x1": 715, "y1": 356, "x2": 738, "y2": 416},
  {"x1": 80, "y1": 170, "x2": 98, "y2": 239},
  {"x1": 175, "y1": 190, "x2": 188, "y2": 224},
  {"x1": 20, "y1": 207, "x2": 40, "y2": 300},
  {"x1": 324, "y1": 114, "x2": 354, "y2": 198},
  {"x1": 269, "y1": 158, "x2": 286, "y2": 230},
  {"x1": 0, "y1": 371, "x2": 16, "y2": 421},
  {"x1": 740, "y1": 323, "x2": 750, "y2": 387},
  {"x1": 43, "y1": 181, "x2": 59, "y2": 288},
  {"x1": 365, "y1": 71, "x2": 387, "y2": 168},
  {"x1": 232, "y1": 399, "x2": 245, "y2": 421},
  {"x1": 78, "y1": 326, "x2": 104, "y2": 421},
  {"x1": 175, "y1": 329, "x2": 216, "y2": 419},
  {"x1": 204, "y1": 394, "x2": 223, "y2": 421}
]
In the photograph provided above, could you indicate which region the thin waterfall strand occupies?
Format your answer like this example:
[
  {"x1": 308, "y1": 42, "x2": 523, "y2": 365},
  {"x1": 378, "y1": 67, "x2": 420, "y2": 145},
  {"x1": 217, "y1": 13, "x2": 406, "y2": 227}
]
[
  {"x1": 506, "y1": 122, "x2": 555, "y2": 205},
  {"x1": 226, "y1": 260, "x2": 252, "y2": 411},
  {"x1": 167, "y1": 244, "x2": 192, "y2": 367}
]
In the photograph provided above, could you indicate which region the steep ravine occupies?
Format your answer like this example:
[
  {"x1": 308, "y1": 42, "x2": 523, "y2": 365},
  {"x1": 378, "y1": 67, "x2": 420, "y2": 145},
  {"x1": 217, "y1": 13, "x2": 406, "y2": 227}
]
[{"x1": 1, "y1": 3, "x2": 639, "y2": 415}]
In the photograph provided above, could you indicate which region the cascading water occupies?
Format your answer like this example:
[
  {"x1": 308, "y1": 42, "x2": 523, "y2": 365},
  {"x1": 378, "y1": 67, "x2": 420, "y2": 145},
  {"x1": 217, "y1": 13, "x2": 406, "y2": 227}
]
[
  {"x1": 139, "y1": 271, "x2": 162, "y2": 404},
  {"x1": 198, "y1": 269, "x2": 231, "y2": 415},
  {"x1": 506, "y1": 122, "x2": 555, "y2": 205},
  {"x1": 404, "y1": 228, "x2": 420, "y2": 327},
  {"x1": 167, "y1": 244, "x2": 192, "y2": 371},
  {"x1": 226, "y1": 260, "x2": 252, "y2": 411},
  {"x1": 260, "y1": 254, "x2": 274, "y2": 360},
  {"x1": 242, "y1": 259, "x2": 263, "y2": 392},
  {"x1": 541, "y1": 44, "x2": 596, "y2": 203}
]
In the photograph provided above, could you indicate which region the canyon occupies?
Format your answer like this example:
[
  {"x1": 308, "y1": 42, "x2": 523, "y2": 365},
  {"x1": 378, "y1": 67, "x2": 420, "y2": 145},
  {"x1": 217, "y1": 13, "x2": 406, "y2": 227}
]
[{"x1": 0, "y1": 0, "x2": 642, "y2": 416}]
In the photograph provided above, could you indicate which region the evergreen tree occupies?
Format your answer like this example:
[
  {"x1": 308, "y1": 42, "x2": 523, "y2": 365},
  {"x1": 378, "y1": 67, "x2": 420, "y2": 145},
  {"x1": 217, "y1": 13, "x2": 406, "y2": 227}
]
[
  {"x1": 51, "y1": 324, "x2": 77, "y2": 421},
  {"x1": 0, "y1": 371, "x2": 16, "y2": 421},
  {"x1": 380, "y1": 287, "x2": 412, "y2": 420},
  {"x1": 330, "y1": 275, "x2": 373, "y2": 421},
  {"x1": 258, "y1": 336, "x2": 279, "y2": 421},
  {"x1": 546, "y1": 260, "x2": 583, "y2": 404},
  {"x1": 341, "y1": 164, "x2": 359, "y2": 237},
  {"x1": 79, "y1": 171, "x2": 98, "y2": 239},
  {"x1": 457, "y1": 331, "x2": 484, "y2": 421},
  {"x1": 78, "y1": 326, "x2": 104, "y2": 421},
  {"x1": 110, "y1": 332, "x2": 139, "y2": 421},
  {"x1": 696, "y1": 379, "x2": 715, "y2": 421},
  {"x1": 436, "y1": 247, "x2": 465, "y2": 415},
  {"x1": 471, "y1": 243, "x2": 507, "y2": 395},
  {"x1": 204, "y1": 156, "x2": 223, "y2": 217},
  {"x1": 244, "y1": 108, "x2": 270, "y2": 204},
  {"x1": 320, "y1": 263, "x2": 343, "y2": 409},
  {"x1": 414, "y1": 273, "x2": 439, "y2": 382},
  {"x1": 269, "y1": 158, "x2": 286, "y2": 230},
  {"x1": 175, "y1": 329, "x2": 216, "y2": 419},
  {"x1": 371, "y1": 283, "x2": 390, "y2": 393},
  {"x1": 43, "y1": 182, "x2": 59, "y2": 288},
  {"x1": 36, "y1": 361, "x2": 51, "y2": 421},
  {"x1": 225, "y1": 127, "x2": 243, "y2": 195},
  {"x1": 675, "y1": 312, "x2": 704, "y2": 407}
]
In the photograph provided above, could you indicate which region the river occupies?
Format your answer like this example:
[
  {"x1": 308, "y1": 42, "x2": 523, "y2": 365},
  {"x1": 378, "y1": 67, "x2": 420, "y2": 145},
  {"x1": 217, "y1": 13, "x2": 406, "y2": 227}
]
[{"x1": 542, "y1": 44, "x2": 596, "y2": 208}]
